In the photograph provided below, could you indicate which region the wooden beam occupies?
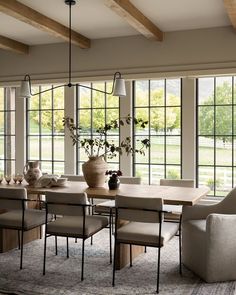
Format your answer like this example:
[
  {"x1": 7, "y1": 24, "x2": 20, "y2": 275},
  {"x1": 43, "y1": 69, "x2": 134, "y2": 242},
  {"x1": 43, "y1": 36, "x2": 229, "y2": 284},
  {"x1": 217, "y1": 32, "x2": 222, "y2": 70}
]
[
  {"x1": 0, "y1": 35, "x2": 29, "y2": 54},
  {"x1": 224, "y1": 0, "x2": 236, "y2": 29},
  {"x1": 0, "y1": 0, "x2": 90, "y2": 49},
  {"x1": 104, "y1": 0, "x2": 163, "y2": 41}
]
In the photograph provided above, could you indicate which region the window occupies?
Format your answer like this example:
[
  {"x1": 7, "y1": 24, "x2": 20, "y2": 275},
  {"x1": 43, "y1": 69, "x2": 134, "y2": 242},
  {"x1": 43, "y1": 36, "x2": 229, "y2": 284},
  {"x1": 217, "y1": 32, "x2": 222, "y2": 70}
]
[
  {"x1": 26, "y1": 85, "x2": 65, "y2": 174},
  {"x1": 197, "y1": 76, "x2": 235, "y2": 197},
  {"x1": 133, "y1": 79, "x2": 182, "y2": 184},
  {"x1": 76, "y1": 82, "x2": 120, "y2": 173},
  {"x1": 0, "y1": 88, "x2": 15, "y2": 175}
]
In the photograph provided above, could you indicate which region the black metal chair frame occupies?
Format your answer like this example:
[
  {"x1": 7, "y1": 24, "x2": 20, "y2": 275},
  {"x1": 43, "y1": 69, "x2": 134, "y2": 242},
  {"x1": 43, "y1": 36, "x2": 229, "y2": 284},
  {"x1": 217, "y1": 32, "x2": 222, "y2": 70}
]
[
  {"x1": 0, "y1": 197, "x2": 44, "y2": 269},
  {"x1": 43, "y1": 201, "x2": 112, "y2": 281},
  {"x1": 112, "y1": 206, "x2": 182, "y2": 294}
]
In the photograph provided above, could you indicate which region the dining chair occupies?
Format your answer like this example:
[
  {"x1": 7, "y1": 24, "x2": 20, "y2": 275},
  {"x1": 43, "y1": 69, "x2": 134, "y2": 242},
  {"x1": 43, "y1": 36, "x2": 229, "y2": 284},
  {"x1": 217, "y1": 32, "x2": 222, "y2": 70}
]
[
  {"x1": 112, "y1": 194, "x2": 181, "y2": 293},
  {"x1": 182, "y1": 186, "x2": 236, "y2": 283},
  {"x1": 60, "y1": 174, "x2": 85, "y2": 182},
  {"x1": 94, "y1": 177, "x2": 141, "y2": 234},
  {"x1": 160, "y1": 179, "x2": 194, "y2": 221},
  {"x1": 43, "y1": 191, "x2": 112, "y2": 280},
  {"x1": 95, "y1": 176, "x2": 141, "y2": 214},
  {"x1": 61, "y1": 174, "x2": 92, "y2": 216},
  {"x1": 0, "y1": 187, "x2": 46, "y2": 269}
]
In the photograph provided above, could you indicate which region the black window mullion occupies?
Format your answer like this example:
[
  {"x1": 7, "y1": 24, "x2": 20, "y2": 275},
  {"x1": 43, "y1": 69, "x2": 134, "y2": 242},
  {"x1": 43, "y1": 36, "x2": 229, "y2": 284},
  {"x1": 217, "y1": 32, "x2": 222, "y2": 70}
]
[
  {"x1": 148, "y1": 80, "x2": 151, "y2": 184},
  {"x1": 164, "y1": 80, "x2": 167, "y2": 178},
  {"x1": 132, "y1": 81, "x2": 136, "y2": 177},
  {"x1": 196, "y1": 79, "x2": 199, "y2": 187},
  {"x1": 39, "y1": 87, "x2": 42, "y2": 163},
  {"x1": 76, "y1": 84, "x2": 79, "y2": 174},
  {"x1": 90, "y1": 84, "x2": 93, "y2": 156},
  {"x1": 3, "y1": 89, "x2": 6, "y2": 173},
  {"x1": 213, "y1": 78, "x2": 216, "y2": 196},
  {"x1": 51, "y1": 86, "x2": 54, "y2": 174},
  {"x1": 180, "y1": 78, "x2": 183, "y2": 179},
  {"x1": 232, "y1": 77, "x2": 234, "y2": 188}
]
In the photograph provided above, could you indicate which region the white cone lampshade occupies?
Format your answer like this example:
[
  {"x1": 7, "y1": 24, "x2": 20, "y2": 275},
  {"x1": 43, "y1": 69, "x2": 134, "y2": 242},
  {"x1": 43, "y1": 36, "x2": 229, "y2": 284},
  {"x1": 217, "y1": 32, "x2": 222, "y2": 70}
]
[
  {"x1": 20, "y1": 80, "x2": 31, "y2": 98},
  {"x1": 113, "y1": 78, "x2": 126, "y2": 97}
]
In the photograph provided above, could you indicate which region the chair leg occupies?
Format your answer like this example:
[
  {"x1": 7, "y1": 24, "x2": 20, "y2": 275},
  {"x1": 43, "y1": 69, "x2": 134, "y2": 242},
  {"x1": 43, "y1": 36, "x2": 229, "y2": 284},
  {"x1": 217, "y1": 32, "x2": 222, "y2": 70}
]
[
  {"x1": 18, "y1": 230, "x2": 20, "y2": 249},
  {"x1": 66, "y1": 237, "x2": 69, "y2": 258},
  {"x1": 112, "y1": 240, "x2": 117, "y2": 286},
  {"x1": 20, "y1": 230, "x2": 24, "y2": 269},
  {"x1": 130, "y1": 244, "x2": 132, "y2": 267},
  {"x1": 179, "y1": 226, "x2": 182, "y2": 275},
  {"x1": 144, "y1": 246, "x2": 147, "y2": 253},
  {"x1": 43, "y1": 234, "x2": 47, "y2": 275},
  {"x1": 156, "y1": 247, "x2": 161, "y2": 294},
  {"x1": 55, "y1": 236, "x2": 58, "y2": 255},
  {"x1": 39, "y1": 225, "x2": 42, "y2": 239},
  {"x1": 111, "y1": 217, "x2": 114, "y2": 234},
  {"x1": 90, "y1": 236, "x2": 93, "y2": 245},
  {"x1": 109, "y1": 211, "x2": 112, "y2": 264},
  {"x1": 75, "y1": 238, "x2": 77, "y2": 243},
  {"x1": 81, "y1": 239, "x2": 85, "y2": 281}
]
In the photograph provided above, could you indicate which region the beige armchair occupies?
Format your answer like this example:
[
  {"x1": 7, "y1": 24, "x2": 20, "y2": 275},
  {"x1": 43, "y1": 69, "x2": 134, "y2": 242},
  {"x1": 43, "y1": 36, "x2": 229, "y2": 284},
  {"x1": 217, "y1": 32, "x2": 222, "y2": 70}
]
[{"x1": 182, "y1": 187, "x2": 236, "y2": 282}]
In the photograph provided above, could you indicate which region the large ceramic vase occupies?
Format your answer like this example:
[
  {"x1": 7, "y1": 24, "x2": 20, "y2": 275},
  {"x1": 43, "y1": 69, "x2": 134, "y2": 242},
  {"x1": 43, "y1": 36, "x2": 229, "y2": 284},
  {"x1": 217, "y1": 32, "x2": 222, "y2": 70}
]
[
  {"x1": 82, "y1": 156, "x2": 108, "y2": 188},
  {"x1": 23, "y1": 161, "x2": 42, "y2": 186}
]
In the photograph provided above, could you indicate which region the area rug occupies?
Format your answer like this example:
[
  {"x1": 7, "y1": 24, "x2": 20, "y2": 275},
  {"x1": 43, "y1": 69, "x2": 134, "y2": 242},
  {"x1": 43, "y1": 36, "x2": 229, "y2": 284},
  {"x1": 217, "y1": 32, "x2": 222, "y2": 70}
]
[{"x1": 0, "y1": 231, "x2": 235, "y2": 295}]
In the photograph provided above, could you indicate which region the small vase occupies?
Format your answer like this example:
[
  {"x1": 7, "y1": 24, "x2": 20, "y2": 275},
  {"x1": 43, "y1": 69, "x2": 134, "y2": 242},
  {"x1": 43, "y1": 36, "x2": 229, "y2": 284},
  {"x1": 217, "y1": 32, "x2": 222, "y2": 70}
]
[
  {"x1": 108, "y1": 178, "x2": 120, "y2": 190},
  {"x1": 82, "y1": 156, "x2": 108, "y2": 188}
]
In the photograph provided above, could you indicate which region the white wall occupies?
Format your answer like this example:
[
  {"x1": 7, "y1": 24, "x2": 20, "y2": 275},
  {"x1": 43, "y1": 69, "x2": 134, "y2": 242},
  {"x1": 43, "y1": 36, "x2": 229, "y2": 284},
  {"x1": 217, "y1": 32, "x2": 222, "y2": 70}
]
[{"x1": 1, "y1": 26, "x2": 236, "y2": 84}]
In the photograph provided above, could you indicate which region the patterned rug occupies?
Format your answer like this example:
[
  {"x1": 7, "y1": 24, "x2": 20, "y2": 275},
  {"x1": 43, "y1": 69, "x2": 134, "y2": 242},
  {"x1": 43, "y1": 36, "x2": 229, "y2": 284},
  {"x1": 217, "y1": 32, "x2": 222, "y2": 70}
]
[{"x1": 0, "y1": 231, "x2": 235, "y2": 295}]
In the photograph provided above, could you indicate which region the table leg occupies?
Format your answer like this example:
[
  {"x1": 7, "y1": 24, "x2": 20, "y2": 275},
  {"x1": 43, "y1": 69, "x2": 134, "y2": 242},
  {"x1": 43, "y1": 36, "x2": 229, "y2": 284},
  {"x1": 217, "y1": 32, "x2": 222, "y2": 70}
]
[{"x1": 115, "y1": 243, "x2": 144, "y2": 270}]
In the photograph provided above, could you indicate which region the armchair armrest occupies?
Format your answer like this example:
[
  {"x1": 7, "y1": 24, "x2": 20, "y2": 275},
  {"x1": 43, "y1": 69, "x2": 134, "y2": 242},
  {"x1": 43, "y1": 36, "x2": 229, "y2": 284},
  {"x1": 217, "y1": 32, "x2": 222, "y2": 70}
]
[
  {"x1": 182, "y1": 203, "x2": 220, "y2": 221},
  {"x1": 207, "y1": 213, "x2": 236, "y2": 236},
  {"x1": 206, "y1": 214, "x2": 236, "y2": 275}
]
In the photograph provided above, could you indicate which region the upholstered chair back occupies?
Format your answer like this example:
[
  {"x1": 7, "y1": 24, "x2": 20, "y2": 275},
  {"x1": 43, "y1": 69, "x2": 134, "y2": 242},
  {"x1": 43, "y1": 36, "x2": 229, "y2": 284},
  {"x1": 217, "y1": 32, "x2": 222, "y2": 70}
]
[
  {"x1": 215, "y1": 187, "x2": 236, "y2": 214},
  {"x1": 46, "y1": 192, "x2": 88, "y2": 216},
  {"x1": 160, "y1": 179, "x2": 194, "y2": 188},
  {"x1": 115, "y1": 195, "x2": 163, "y2": 223},
  {"x1": 60, "y1": 174, "x2": 85, "y2": 182},
  {"x1": 0, "y1": 187, "x2": 27, "y2": 210},
  {"x1": 119, "y1": 177, "x2": 141, "y2": 184}
]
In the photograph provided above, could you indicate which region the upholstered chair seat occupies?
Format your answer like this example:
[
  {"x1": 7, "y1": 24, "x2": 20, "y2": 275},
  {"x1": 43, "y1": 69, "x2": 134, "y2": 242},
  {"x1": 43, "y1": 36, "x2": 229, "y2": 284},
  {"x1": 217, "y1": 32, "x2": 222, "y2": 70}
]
[
  {"x1": 117, "y1": 221, "x2": 179, "y2": 247},
  {"x1": 47, "y1": 215, "x2": 108, "y2": 238},
  {"x1": 0, "y1": 209, "x2": 46, "y2": 230}
]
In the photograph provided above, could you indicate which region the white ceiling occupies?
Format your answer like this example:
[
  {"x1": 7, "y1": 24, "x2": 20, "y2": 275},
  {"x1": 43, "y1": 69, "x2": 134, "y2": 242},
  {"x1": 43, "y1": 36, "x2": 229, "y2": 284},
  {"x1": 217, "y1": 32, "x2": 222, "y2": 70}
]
[{"x1": 0, "y1": 0, "x2": 231, "y2": 45}]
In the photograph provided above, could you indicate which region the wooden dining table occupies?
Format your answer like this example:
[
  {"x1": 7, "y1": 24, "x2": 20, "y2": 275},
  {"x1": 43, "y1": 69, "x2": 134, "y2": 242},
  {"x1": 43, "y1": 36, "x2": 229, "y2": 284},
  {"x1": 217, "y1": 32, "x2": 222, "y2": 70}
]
[
  {"x1": 26, "y1": 181, "x2": 210, "y2": 206},
  {"x1": 1, "y1": 181, "x2": 210, "y2": 268}
]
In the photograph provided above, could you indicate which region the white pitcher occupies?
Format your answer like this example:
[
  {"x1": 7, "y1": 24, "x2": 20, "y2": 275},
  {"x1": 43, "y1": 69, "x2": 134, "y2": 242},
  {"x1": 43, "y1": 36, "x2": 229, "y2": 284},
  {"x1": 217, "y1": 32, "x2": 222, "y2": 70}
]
[{"x1": 23, "y1": 161, "x2": 42, "y2": 186}]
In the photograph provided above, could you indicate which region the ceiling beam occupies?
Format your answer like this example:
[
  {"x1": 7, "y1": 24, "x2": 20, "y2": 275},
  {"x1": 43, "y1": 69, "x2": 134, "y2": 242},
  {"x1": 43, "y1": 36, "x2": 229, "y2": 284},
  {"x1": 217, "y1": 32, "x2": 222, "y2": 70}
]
[
  {"x1": 224, "y1": 0, "x2": 236, "y2": 29},
  {"x1": 0, "y1": 35, "x2": 29, "y2": 54},
  {"x1": 104, "y1": 0, "x2": 163, "y2": 41},
  {"x1": 0, "y1": 0, "x2": 90, "y2": 49}
]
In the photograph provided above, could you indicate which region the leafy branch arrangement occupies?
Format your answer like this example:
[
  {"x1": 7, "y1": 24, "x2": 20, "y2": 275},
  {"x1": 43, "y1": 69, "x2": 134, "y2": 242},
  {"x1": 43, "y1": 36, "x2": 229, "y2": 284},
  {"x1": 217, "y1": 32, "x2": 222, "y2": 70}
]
[{"x1": 63, "y1": 114, "x2": 150, "y2": 159}]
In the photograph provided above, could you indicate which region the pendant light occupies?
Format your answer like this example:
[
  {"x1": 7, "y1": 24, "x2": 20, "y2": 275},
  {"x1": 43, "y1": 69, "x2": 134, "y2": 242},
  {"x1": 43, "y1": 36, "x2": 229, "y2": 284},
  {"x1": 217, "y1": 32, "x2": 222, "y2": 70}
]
[{"x1": 19, "y1": 0, "x2": 126, "y2": 98}]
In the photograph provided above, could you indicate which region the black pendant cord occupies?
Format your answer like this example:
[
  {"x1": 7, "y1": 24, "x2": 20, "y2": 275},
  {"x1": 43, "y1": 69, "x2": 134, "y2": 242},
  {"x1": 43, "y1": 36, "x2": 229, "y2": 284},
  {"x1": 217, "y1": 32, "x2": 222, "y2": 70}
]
[{"x1": 68, "y1": 1, "x2": 72, "y2": 87}]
